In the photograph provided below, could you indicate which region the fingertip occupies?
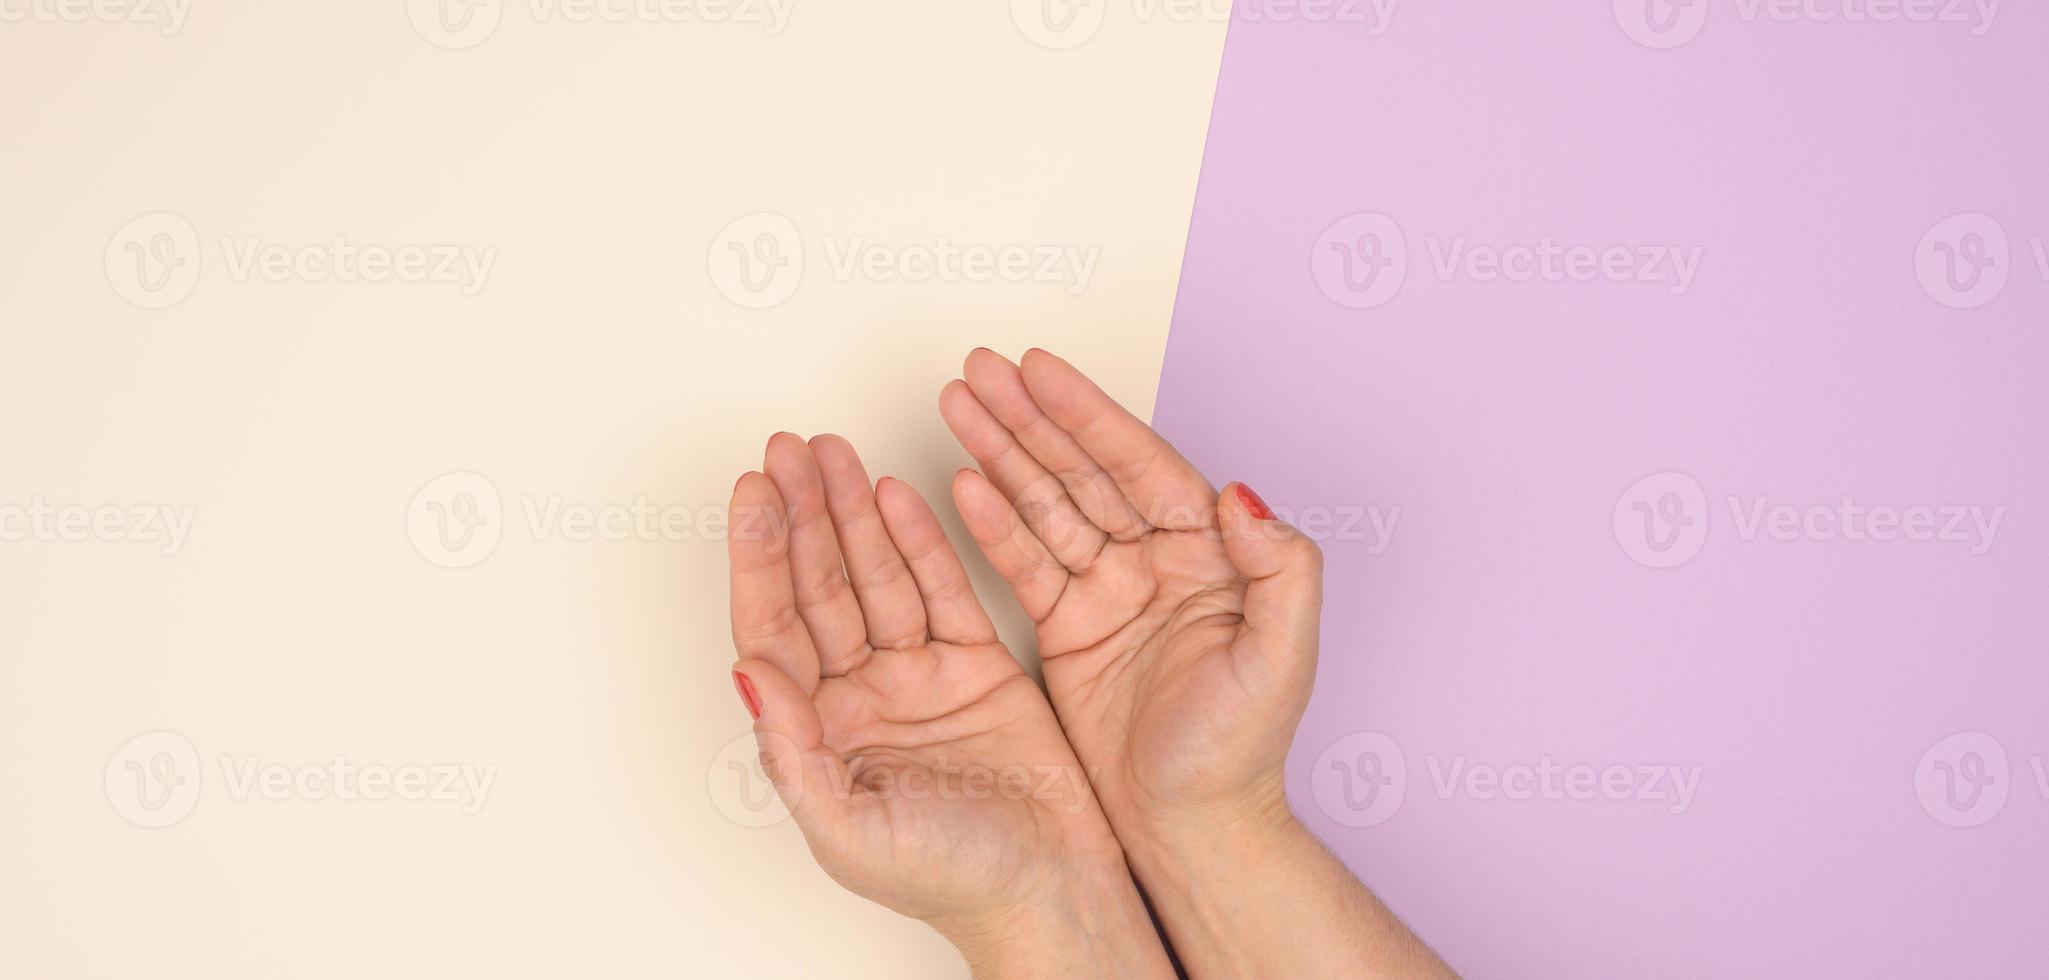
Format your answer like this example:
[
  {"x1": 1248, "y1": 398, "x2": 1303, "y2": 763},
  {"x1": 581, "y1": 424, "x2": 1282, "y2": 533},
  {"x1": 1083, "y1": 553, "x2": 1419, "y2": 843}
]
[
  {"x1": 951, "y1": 469, "x2": 1006, "y2": 525},
  {"x1": 763, "y1": 432, "x2": 813, "y2": 479},
  {"x1": 732, "y1": 469, "x2": 775, "y2": 499},
  {"x1": 810, "y1": 433, "x2": 868, "y2": 476},
  {"x1": 732, "y1": 658, "x2": 815, "y2": 735},
  {"x1": 964, "y1": 346, "x2": 1012, "y2": 373},
  {"x1": 1223, "y1": 481, "x2": 1277, "y2": 522},
  {"x1": 877, "y1": 477, "x2": 941, "y2": 533},
  {"x1": 1017, "y1": 347, "x2": 1086, "y2": 405}
]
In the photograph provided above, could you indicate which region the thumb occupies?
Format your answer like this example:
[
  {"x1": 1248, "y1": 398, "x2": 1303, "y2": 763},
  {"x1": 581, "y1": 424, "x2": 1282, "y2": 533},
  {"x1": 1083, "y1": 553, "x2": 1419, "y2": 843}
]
[
  {"x1": 1219, "y1": 482, "x2": 1323, "y2": 676},
  {"x1": 732, "y1": 658, "x2": 852, "y2": 838}
]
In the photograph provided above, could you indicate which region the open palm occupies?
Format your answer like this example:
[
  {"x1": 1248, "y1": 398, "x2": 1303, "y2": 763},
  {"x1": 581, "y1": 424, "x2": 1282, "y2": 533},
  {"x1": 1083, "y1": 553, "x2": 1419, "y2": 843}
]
[
  {"x1": 727, "y1": 433, "x2": 1131, "y2": 931},
  {"x1": 939, "y1": 349, "x2": 1324, "y2": 830}
]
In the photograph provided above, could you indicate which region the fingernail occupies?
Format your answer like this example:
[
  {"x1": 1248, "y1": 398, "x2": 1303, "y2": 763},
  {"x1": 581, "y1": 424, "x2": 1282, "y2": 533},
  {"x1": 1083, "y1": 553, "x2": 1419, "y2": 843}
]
[
  {"x1": 1234, "y1": 483, "x2": 1275, "y2": 521},
  {"x1": 732, "y1": 669, "x2": 762, "y2": 719}
]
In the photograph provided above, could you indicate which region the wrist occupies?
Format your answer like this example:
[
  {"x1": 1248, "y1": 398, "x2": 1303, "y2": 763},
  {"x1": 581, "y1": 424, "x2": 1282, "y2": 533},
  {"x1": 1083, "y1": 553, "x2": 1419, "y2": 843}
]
[
  {"x1": 1113, "y1": 780, "x2": 1455, "y2": 979},
  {"x1": 1117, "y1": 770, "x2": 1302, "y2": 874},
  {"x1": 931, "y1": 853, "x2": 1175, "y2": 980}
]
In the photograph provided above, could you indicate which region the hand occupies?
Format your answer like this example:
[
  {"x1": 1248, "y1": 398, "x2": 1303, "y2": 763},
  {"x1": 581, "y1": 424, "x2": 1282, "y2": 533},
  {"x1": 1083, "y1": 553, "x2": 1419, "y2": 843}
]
[
  {"x1": 939, "y1": 349, "x2": 1453, "y2": 977},
  {"x1": 938, "y1": 348, "x2": 1316, "y2": 840},
  {"x1": 726, "y1": 433, "x2": 1174, "y2": 979}
]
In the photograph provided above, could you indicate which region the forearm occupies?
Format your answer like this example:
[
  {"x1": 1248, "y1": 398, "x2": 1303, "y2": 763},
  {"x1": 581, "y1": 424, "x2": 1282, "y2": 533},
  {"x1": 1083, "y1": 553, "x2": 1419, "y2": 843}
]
[
  {"x1": 934, "y1": 857, "x2": 1177, "y2": 980},
  {"x1": 1120, "y1": 789, "x2": 1455, "y2": 979}
]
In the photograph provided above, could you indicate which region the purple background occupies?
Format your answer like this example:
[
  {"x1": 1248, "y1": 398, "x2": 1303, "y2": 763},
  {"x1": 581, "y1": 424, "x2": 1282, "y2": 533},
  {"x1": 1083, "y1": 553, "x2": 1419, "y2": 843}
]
[{"x1": 1152, "y1": 3, "x2": 2049, "y2": 977}]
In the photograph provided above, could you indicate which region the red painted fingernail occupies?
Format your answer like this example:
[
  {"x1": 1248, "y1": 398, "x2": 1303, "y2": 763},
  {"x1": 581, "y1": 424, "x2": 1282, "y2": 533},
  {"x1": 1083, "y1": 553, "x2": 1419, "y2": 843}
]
[
  {"x1": 732, "y1": 669, "x2": 761, "y2": 719},
  {"x1": 1234, "y1": 483, "x2": 1275, "y2": 521}
]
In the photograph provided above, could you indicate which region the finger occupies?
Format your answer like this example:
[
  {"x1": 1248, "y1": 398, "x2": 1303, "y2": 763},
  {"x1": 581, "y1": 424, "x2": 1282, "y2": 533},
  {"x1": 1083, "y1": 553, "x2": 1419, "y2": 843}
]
[
  {"x1": 939, "y1": 378, "x2": 1108, "y2": 570},
  {"x1": 1219, "y1": 482, "x2": 1322, "y2": 685},
  {"x1": 874, "y1": 477, "x2": 1000, "y2": 646},
  {"x1": 1018, "y1": 348, "x2": 1216, "y2": 531},
  {"x1": 951, "y1": 468, "x2": 1068, "y2": 622},
  {"x1": 809, "y1": 434, "x2": 927, "y2": 650},
  {"x1": 733, "y1": 658, "x2": 853, "y2": 838},
  {"x1": 963, "y1": 348, "x2": 1150, "y2": 541},
  {"x1": 726, "y1": 472, "x2": 821, "y2": 694},
  {"x1": 762, "y1": 433, "x2": 870, "y2": 676}
]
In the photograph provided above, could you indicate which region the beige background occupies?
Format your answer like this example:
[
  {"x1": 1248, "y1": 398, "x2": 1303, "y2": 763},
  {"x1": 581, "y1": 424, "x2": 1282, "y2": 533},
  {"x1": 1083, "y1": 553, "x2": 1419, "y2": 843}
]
[{"x1": 0, "y1": 3, "x2": 1224, "y2": 977}]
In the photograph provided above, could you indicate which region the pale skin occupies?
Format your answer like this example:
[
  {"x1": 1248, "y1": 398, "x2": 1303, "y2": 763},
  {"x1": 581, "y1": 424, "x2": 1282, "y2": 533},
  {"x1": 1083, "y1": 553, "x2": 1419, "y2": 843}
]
[
  {"x1": 726, "y1": 351, "x2": 1455, "y2": 977},
  {"x1": 728, "y1": 433, "x2": 1173, "y2": 978}
]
